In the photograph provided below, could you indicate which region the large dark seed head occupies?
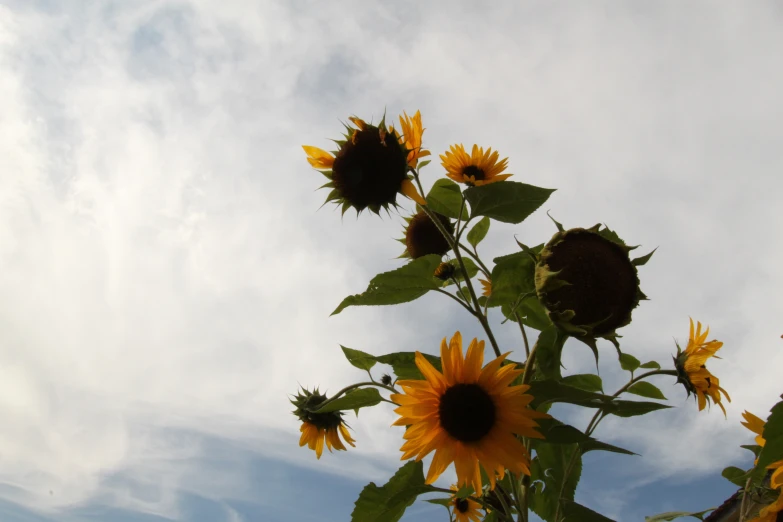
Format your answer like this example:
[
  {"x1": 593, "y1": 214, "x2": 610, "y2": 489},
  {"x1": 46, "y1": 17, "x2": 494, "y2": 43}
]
[
  {"x1": 405, "y1": 211, "x2": 453, "y2": 259},
  {"x1": 331, "y1": 126, "x2": 408, "y2": 211},
  {"x1": 455, "y1": 498, "x2": 470, "y2": 514},
  {"x1": 438, "y1": 383, "x2": 496, "y2": 443},
  {"x1": 536, "y1": 228, "x2": 639, "y2": 336}
]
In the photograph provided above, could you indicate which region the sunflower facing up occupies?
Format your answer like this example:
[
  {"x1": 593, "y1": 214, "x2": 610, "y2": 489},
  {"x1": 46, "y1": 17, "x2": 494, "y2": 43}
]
[
  {"x1": 449, "y1": 484, "x2": 482, "y2": 522},
  {"x1": 673, "y1": 319, "x2": 731, "y2": 416},
  {"x1": 390, "y1": 332, "x2": 548, "y2": 495},
  {"x1": 303, "y1": 114, "x2": 426, "y2": 216},
  {"x1": 440, "y1": 144, "x2": 513, "y2": 187},
  {"x1": 291, "y1": 387, "x2": 356, "y2": 459}
]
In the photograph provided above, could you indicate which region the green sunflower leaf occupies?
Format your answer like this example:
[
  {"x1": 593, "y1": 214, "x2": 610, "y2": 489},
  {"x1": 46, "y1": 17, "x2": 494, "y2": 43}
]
[
  {"x1": 374, "y1": 352, "x2": 442, "y2": 381},
  {"x1": 580, "y1": 438, "x2": 637, "y2": 456},
  {"x1": 340, "y1": 346, "x2": 377, "y2": 371},
  {"x1": 488, "y1": 249, "x2": 540, "y2": 308},
  {"x1": 721, "y1": 466, "x2": 752, "y2": 487},
  {"x1": 331, "y1": 255, "x2": 442, "y2": 315},
  {"x1": 502, "y1": 294, "x2": 552, "y2": 332},
  {"x1": 314, "y1": 388, "x2": 383, "y2": 414},
  {"x1": 466, "y1": 216, "x2": 491, "y2": 247},
  {"x1": 528, "y1": 379, "x2": 613, "y2": 409},
  {"x1": 464, "y1": 181, "x2": 556, "y2": 224},
  {"x1": 561, "y1": 374, "x2": 604, "y2": 393},
  {"x1": 644, "y1": 509, "x2": 716, "y2": 521},
  {"x1": 351, "y1": 460, "x2": 432, "y2": 522},
  {"x1": 601, "y1": 399, "x2": 672, "y2": 418},
  {"x1": 424, "y1": 498, "x2": 452, "y2": 507},
  {"x1": 534, "y1": 325, "x2": 570, "y2": 380},
  {"x1": 483, "y1": 512, "x2": 499, "y2": 522},
  {"x1": 751, "y1": 397, "x2": 783, "y2": 485},
  {"x1": 632, "y1": 247, "x2": 657, "y2": 266},
  {"x1": 626, "y1": 382, "x2": 667, "y2": 400},
  {"x1": 535, "y1": 418, "x2": 637, "y2": 456},
  {"x1": 618, "y1": 352, "x2": 641, "y2": 373},
  {"x1": 563, "y1": 501, "x2": 617, "y2": 522},
  {"x1": 530, "y1": 440, "x2": 582, "y2": 522},
  {"x1": 741, "y1": 444, "x2": 762, "y2": 457},
  {"x1": 639, "y1": 361, "x2": 661, "y2": 370},
  {"x1": 425, "y1": 179, "x2": 463, "y2": 219},
  {"x1": 417, "y1": 159, "x2": 431, "y2": 169}
]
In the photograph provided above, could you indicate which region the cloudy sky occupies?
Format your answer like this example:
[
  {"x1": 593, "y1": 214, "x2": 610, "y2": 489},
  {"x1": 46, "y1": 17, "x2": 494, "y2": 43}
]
[{"x1": 1, "y1": 1, "x2": 782, "y2": 521}]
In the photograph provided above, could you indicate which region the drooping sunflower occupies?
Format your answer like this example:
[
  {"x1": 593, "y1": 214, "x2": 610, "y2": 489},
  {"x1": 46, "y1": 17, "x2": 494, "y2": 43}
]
[
  {"x1": 535, "y1": 225, "x2": 644, "y2": 341},
  {"x1": 673, "y1": 319, "x2": 731, "y2": 416},
  {"x1": 291, "y1": 387, "x2": 356, "y2": 459},
  {"x1": 398, "y1": 209, "x2": 454, "y2": 259},
  {"x1": 303, "y1": 114, "x2": 426, "y2": 216},
  {"x1": 440, "y1": 144, "x2": 513, "y2": 187},
  {"x1": 390, "y1": 332, "x2": 548, "y2": 494},
  {"x1": 449, "y1": 484, "x2": 482, "y2": 522},
  {"x1": 479, "y1": 278, "x2": 492, "y2": 297},
  {"x1": 399, "y1": 110, "x2": 430, "y2": 168}
]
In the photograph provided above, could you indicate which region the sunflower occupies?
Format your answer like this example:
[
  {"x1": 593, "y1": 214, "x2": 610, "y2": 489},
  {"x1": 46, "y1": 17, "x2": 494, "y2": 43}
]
[
  {"x1": 291, "y1": 388, "x2": 356, "y2": 459},
  {"x1": 399, "y1": 209, "x2": 454, "y2": 259},
  {"x1": 434, "y1": 262, "x2": 457, "y2": 281},
  {"x1": 673, "y1": 319, "x2": 731, "y2": 416},
  {"x1": 399, "y1": 110, "x2": 430, "y2": 168},
  {"x1": 535, "y1": 226, "x2": 642, "y2": 339},
  {"x1": 440, "y1": 144, "x2": 512, "y2": 187},
  {"x1": 479, "y1": 278, "x2": 492, "y2": 297},
  {"x1": 303, "y1": 114, "x2": 426, "y2": 216},
  {"x1": 449, "y1": 484, "x2": 482, "y2": 522},
  {"x1": 390, "y1": 332, "x2": 548, "y2": 494}
]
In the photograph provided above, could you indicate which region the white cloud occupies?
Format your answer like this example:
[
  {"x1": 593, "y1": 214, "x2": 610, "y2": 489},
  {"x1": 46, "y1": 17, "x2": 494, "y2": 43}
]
[{"x1": 1, "y1": 1, "x2": 782, "y2": 520}]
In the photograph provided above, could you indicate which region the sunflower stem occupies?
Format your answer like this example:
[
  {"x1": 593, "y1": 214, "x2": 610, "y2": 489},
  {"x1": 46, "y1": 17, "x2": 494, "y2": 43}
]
[
  {"x1": 434, "y1": 288, "x2": 477, "y2": 316},
  {"x1": 739, "y1": 476, "x2": 752, "y2": 522},
  {"x1": 513, "y1": 310, "x2": 531, "y2": 359},
  {"x1": 309, "y1": 381, "x2": 398, "y2": 412},
  {"x1": 493, "y1": 482, "x2": 516, "y2": 520},
  {"x1": 457, "y1": 240, "x2": 492, "y2": 277},
  {"x1": 412, "y1": 171, "x2": 502, "y2": 358},
  {"x1": 509, "y1": 473, "x2": 526, "y2": 522}
]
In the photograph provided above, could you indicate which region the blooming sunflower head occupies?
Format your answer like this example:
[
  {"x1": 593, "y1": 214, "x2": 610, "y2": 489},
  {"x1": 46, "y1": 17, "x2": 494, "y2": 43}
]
[
  {"x1": 534, "y1": 225, "x2": 643, "y2": 340},
  {"x1": 440, "y1": 144, "x2": 513, "y2": 187},
  {"x1": 449, "y1": 484, "x2": 482, "y2": 522},
  {"x1": 291, "y1": 387, "x2": 356, "y2": 459},
  {"x1": 390, "y1": 332, "x2": 549, "y2": 495},
  {"x1": 302, "y1": 114, "x2": 426, "y2": 216},
  {"x1": 399, "y1": 110, "x2": 430, "y2": 169},
  {"x1": 398, "y1": 209, "x2": 454, "y2": 259},
  {"x1": 673, "y1": 319, "x2": 731, "y2": 416}
]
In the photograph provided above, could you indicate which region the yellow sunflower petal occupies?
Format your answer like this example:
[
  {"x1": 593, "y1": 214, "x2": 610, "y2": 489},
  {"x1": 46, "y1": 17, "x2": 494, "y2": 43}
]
[
  {"x1": 302, "y1": 145, "x2": 335, "y2": 169},
  {"x1": 400, "y1": 178, "x2": 427, "y2": 206}
]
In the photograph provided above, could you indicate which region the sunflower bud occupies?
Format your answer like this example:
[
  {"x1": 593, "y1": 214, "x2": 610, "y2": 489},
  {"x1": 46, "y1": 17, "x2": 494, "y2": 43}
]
[
  {"x1": 291, "y1": 387, "x2": 356, "y2": 459},
  {"x1": 381, "y1": 374, "x2": 393, "y2": 386},
  {"x1": 535, "y1": 225, "x2": 642, "y2": 339},
  {"x1": 434, "y1": 262, "x2": 457, "y2": 281}
]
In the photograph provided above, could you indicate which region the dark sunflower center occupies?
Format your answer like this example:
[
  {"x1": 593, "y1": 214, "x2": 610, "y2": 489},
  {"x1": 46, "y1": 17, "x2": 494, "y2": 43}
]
[
  {"x1": 462, "y1": 165, "x2": 485, "y2": 181},
  {"x1": 438, "y1": 383, "x2": 496, "y2": 442},
  {"x1": 455, "y1": 498, "x2": 469, "y2": 513},
  {"x1": 405, "y1": 211, "x2": 454, "y2": 259},
  {"x1": 776, "y1": 510, "x2": 783, "y2": 522},
  {"x1": 331, "y1": 127, "x2": 408, "y2": 211},
  {"x1": 540, "y1": 230, "x2": 638, "y2": 336}
]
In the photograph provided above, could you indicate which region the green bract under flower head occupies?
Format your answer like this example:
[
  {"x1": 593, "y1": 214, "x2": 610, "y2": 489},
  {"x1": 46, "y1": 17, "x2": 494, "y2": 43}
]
[
  {"x1": 398, "y1": 209, "x2": 454, "y2": 259},
  {"x1": 303, "y1": 114, "x2": 426, "y2": 216},
  {"x1": 290, "y1": 387, "x2": 345, "y2": 430},
  {"x1": 534, "y1": 224, "x2": 647, "y2": 340}
]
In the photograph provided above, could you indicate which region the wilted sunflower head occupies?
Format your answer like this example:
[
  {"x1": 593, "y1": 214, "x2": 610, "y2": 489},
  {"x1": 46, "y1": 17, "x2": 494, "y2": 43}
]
[
  {"x1": 291, "y1": 387, "x2": 356, "y2": 458},
  {"x1": 302, "y1": 114, "x2": 426, "y2": 216},
  {"x1": 390, "y1": 332, "x2": 549, "y2": 495},
  {"x1": 535, "y1": 225, "x2": 642, "y2": 339},
  {"x1": 399, "y1": 209, "x2": 454, "y2": 259},
  {"x1": 449, "y1": 484, "x2": 482, "y2": 522},
  {"x1": 440, "y1": 144, "x2": 513, "y2": 187},
  {"x1": 673, "y1": 319, "x2": 731, "y2": 416}
]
